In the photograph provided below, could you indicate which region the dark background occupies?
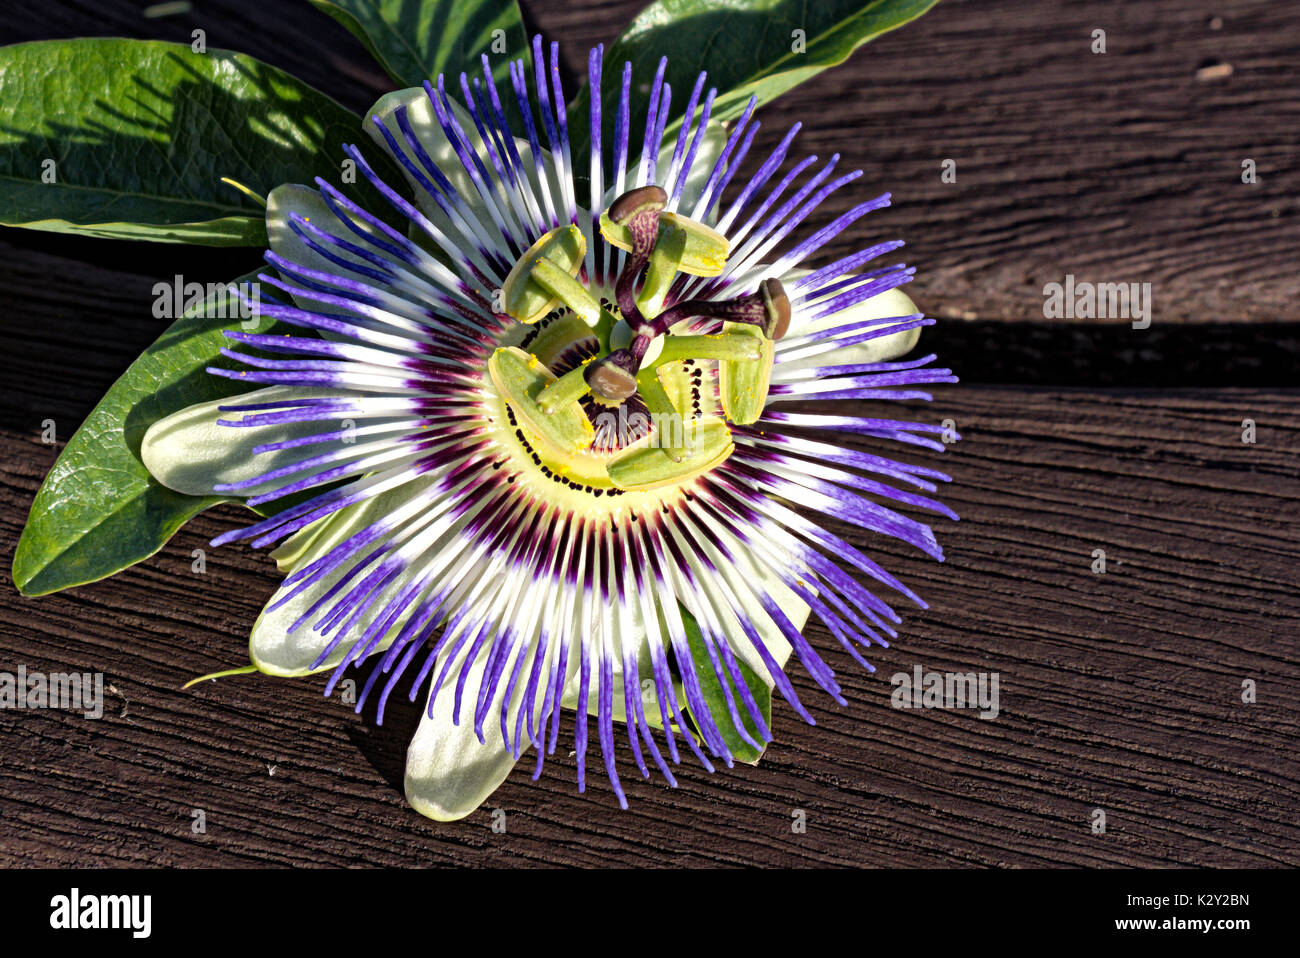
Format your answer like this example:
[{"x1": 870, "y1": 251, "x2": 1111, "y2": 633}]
[{"x1": 0, "y1": 0, "x2": 1296, "y2": 866}]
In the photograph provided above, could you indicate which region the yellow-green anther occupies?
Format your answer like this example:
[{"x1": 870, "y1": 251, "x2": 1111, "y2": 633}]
[
  {"x1": 654, "y1": 332, "x2": 763, "y2": 365},
  {"x1": 500, "y1": 225, "x2": 587, "y2": 324},
  {"x1": 489, "y1": 347, "x2": 594, "y2": 458},
  {"x1": 530, "y1": 256, "x2": 602, "y2": 325},
  {"x1": 637, "y1": 222, "x2": 686, "y2": 318},
  {"x1": 537, "y1": 362, "x2": 593, "y2": 415},
  {"x1": 718, "y1": 323, "x2": 775, "y2": 425},
  {"x1": 659, "y1": 213, "x2": 729, "y2": 277},
  {"x1": 606, "y1": 416, "x2": 734, "y2": 491},
  {"x1": 599, "y1": 211, "x2": 729, "y2": 277},
  {"x1": 598, "y1": 213, "x2": 633, "y2": 253}
]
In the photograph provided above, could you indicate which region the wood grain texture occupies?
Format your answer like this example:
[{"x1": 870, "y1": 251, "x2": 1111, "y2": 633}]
[
  {"x1": 538, "y1": 0, "x2": 1300, "y2": 323},
  {"x1": 1, "y1": 0, "x2": 1298, "y2": 868},
  {"x1": 1, "y1": 0, "x2": 1295, "y2": 325},
  {"x1": 2, "y1": 387, "x2": 1297, "y2": 867}
]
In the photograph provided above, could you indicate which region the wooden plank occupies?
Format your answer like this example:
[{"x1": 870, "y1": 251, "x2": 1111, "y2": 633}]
[
  {"x1": 1, "y1": 0, "x2": 1296, "y2": 326},
  {"x1": 3, "y1": 386, "x2": 1296, "y2": 867},
  {"x1": 539, "y1": 0, "x2": 1300, "y2": 324}
]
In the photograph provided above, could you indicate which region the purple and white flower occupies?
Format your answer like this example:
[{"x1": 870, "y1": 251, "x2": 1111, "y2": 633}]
[{"x1": 142, "y1": 37, "x2": 958, "y2": 820}]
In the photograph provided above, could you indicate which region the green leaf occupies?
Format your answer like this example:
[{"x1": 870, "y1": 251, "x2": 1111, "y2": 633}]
[
  {"x1": 12, "y1": 272, "x2": 284, "y2": 596},
  {"x1": 680, "y1": 608, "x2": 772, "y2": 764},
  {"x1": 0, "y1": 38, "x2": 370, "y2": 245},
  {"x1": 308, "y1": 0, "x2": 528, "y2": 90},
  {"x1": 575, "y1": 0, "x2": 940, "y2": 147}
]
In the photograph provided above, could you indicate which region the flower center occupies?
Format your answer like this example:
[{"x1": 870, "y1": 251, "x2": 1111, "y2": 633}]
[{"x1": 485, "y1": 186, "x2": 790, "y2": 495}]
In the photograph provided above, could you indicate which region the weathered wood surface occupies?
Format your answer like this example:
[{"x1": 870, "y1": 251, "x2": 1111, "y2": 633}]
[
  {"x1": 4, "y1": 0, "x2": 1297, "y2": 325},
  {"x1": 2, "y1": 388, "x2": 1297, "y2": 867},
  {"x1": 1, "y1": 0, "x2": 1298, "y2": 867}
]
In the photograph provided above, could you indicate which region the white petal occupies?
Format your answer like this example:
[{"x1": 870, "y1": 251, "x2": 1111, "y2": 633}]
[
  {"x1": 141, "y1": 385, "x2": 341, "y2": 497},
  {"x1": 252, "y1": 477, "x2": 442, "y2": 676},
  {"x1": 779, "y1": 272, "x2": 923, "y2": 369},
  {"x1": 404, "y1": 647, "x2": 522, "y2": 821},
  {"x1": 676, "y1": 120, "x2": 729, "y2": 223},
  {"x1": 700, "y1": 537, "x2": 806, "y2": 687},
  {"x1": 558, "y1": 540, "x2": 807, "y2": 728},
  {"x1": 266, "y1": 184, "x2": 373, "y2": 318}
]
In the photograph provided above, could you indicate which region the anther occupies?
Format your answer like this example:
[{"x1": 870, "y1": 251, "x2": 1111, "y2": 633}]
[
  {"x1": 500, "y1": 225, "x2": 597, "y2": 325},
  {"x1": 605, "y1": 416, "x2": 735, "y2": 492},
  {"x1": 489, "y1": 346, "x2": 594, "y2": 457}
]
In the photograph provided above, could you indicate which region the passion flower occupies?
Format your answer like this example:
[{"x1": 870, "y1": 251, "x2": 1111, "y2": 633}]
[{"x1": 140, "y1": 38, "x2": 958, "y2": 820}]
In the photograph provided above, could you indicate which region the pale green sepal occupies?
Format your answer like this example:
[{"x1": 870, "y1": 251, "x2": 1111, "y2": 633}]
[
  {"x1": 603, "y1": 119, "x2": 728, "y2": 226},
  {"x1": 365, "y1": 87, "x2": 553, "y2": 236},
  {"x1": 251, "y1": 477, "x2": 439, "y2": 676},
  {"x1": 781, "y1": 277, "x2": 924, "y2": 368},
  {"x1": 266, "y1": 184, "x2": 372, "y2": 319},
  {"x1": 671, "y1": 121, "x2": 729, "y2": 224},
  {"x1": 141, "y1": 385, "x2": 341, "y2": 497},
  {"x1": 405, "y1": 651, "x2": 522, "y2": 822},
  {"x1": 249, "y1": 568, "x2": 383, "y2": 678}
]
